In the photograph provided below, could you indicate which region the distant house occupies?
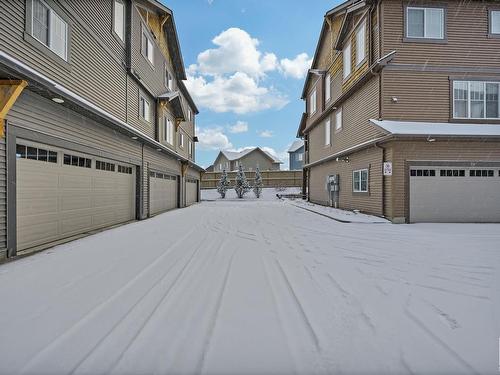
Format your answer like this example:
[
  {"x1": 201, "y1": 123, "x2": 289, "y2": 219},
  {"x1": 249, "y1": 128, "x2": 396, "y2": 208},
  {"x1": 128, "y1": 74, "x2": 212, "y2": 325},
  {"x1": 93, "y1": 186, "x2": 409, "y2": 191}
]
[
  {"x1": 288, "y1": 140, "x2": 305, "y2": 170},
  {"x1": 213, "y1": 148, "x2": 282, "y2": 172},
  {"x1": 205, "y1": 165, "x2": 215, "y2": 172}
]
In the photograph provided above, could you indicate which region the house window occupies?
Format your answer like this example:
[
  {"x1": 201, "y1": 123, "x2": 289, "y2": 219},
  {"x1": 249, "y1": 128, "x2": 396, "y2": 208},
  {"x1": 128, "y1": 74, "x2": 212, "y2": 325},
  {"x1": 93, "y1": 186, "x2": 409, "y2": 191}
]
[
  {"x1": 32, "y1": 0, "x2": 68, "y2": 60},
  {"x1": 140, "y1": 95, "x2": 151, "y2": 122},
  {"x1": 188, "y1": 108, "x2": 192, "y2": 122},
  {"x1": 453, "y1": 81, "x2": 500, "y2": 119},
  {"x1": 179, "y1": 132, "x2": 184, "y2": 148},
  {"x1": 141, "y1": 28, "x2": 154, "y2": 65},
  {"x1": 188, "y1": 140, "x2": 193, "y2": 156},
  {"x1": 297, "y1": 153, "x2": 303, "y2": 161},
  {"x1": 353, "y1": 169, "x2": 368, "y2": 193},
  {"x1": 325, "y1": 73, "x2": 331, "y2": 102},
  {"x1": 343, "y1": 41, "x2": 351, "y2": 79},
  {"x1": 309, "y1": 89, "x2": 317, "y2": 115},
  {"x1": 113, "y1": 0, "x2": 125, "y2": 42},
  {"x1": 335, "y1": 108, "x2": 343, "y2": 131},
  {"x1": 490, "y1": 10, "x2": 500, "y2": 35},
  {"x1": 356, "y1": 22, "x2": 366, "y2": 65},
  {"x1": 165, "y1": 69, "x2": 173, "y2": 91},
  {"x1": 406, "y1": 7, "x2": 444, "y2": 40},
  {"x1": 325, "y1": 118, "x2": 331, "y2": 146},
  {"x1": 164, "y1": 117, "x2": 174, "y2": 145}
]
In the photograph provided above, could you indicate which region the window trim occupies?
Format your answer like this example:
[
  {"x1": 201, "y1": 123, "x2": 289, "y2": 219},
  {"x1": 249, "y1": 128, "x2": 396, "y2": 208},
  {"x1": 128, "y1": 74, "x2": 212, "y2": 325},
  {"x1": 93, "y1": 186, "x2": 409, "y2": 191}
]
[
  {"x1": 335, "y1": 107, "x2": 343, "y2": 132},
  {"x1": 451, "y1": 79, "x2": 500, "y2": 120},
  {"x1": 141, "y1": 24, "x2": 155, "y2": 68},
  {"x1": 309, "y1": 88, "x2": 317, "y2": 116},
  {"x1": 355, "y1": 21, "x2": 366, "y2": 67},
  {"x1": 179, "y1": 132, "x2": 185, "y2": 148},
  {"x1": 139, "y1": 92, "x2": 152, "y2": 123},
  {"x1": 343, "y1": 41, "x2": 352, "y2": 80},
  {"x1": 404, "y1": 5, "x2": 447, "y2": 44},
  {"x1": 352, "y1": 168, "x2": 369, "y2": 193},
  {"x1": 324, "y1": 118, "x2": 331, "y2": 146},
  {"x1": 24, "y1": 0, "x2": 71, "y2": 66},
  {"x1": 489, "y1": 8, "x2": 500, "y2": 38},
  {"x1": 112, "y1": 0, "x2": 125, "y2": 44},
  {"x1": 325, "y1": 73, "x2": 331, "y2": 103}
]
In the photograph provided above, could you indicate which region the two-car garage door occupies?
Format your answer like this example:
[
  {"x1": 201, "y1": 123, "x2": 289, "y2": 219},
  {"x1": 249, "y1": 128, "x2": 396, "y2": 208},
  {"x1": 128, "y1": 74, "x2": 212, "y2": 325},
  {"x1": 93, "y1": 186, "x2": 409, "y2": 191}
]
[
  {"x1": 409, "y1": 166, "x2": 500, "y2": 223},
  {"x1": 16, "y1": 141, "x2": 136, "y2": 251}
]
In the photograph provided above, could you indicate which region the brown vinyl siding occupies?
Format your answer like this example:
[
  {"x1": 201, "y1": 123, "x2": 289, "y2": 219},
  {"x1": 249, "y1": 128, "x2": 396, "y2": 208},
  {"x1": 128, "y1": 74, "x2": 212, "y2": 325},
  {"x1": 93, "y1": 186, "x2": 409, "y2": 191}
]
[
  {"x1": 0, "y1": 138, "x2": 5, "y2": 253},
  {"x1": 0, "y1": 0, "x2": 127, "y2": 121},
  {"x1": 309, "y1": 146, "x2": 384, "y2": 216},
  {"x1": 382, "y1": 0, "x2": 500, "y2": 68},
  {"x1": 387, "y1": 140, "x2": 500, "y2": 221}
]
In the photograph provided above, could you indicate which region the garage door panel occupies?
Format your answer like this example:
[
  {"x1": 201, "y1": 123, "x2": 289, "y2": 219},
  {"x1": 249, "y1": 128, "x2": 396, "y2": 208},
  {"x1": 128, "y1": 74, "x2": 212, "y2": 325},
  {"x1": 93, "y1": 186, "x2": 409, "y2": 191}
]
[
  {"x1": 410, "y1": 167, "x2": 500, "y2": 223},
  {"x1": 150, "y1": 174, "x2": 177, "y2": 215},
  {"x1": 17, "y1": 142, "x2": 136, "y2": 251},
  {"x1": 186, "y1": 180, "x2": 198, "y2": 206}
]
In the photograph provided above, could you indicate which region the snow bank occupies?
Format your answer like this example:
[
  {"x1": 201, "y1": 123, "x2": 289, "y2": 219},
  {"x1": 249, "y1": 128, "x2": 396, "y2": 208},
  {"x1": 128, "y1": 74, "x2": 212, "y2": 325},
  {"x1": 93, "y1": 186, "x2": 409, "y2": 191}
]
[{"x1": 201, "y1": 187, "x2": 301, "y2": 201}]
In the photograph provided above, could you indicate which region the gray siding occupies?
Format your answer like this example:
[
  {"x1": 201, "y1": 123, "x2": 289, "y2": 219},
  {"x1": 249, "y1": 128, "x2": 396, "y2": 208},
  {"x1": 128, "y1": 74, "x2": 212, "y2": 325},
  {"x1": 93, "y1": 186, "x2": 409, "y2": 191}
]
[
  {"x1": 289, "y1": 146, "x2": 305, "y2": 171},
  {"x1": 0, "y1": 137, "x2": 5, "y2": 253}
]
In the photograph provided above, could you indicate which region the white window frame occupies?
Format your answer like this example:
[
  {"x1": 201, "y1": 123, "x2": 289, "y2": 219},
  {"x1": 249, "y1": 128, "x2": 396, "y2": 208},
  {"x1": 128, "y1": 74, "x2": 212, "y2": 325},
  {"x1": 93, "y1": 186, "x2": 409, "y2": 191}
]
[
  {"x1": 31, "y1": 0, "x2": 68, "y2": 60},
  {"x1": 179, "y1": 132, "x2": 184, "y2": 148},
  {"x1": 343, "y1": 41, "x2": 351, "y2": 79},
  {"x1": 139, "y1": 95, "x2": 151, "y2": 123},
  {"x1": 325, "y1": 73, "x2": 331, "y2": 102},
  {"x1": 490, "y1": 10, "x2": 500, "y2": 35},
  {"x1": 188, "y1": 140, "x2": 193, "y2": 156},
  {"x1": 325, "y1": 118, "x2": 331, "y2": 146},
  {"x1": 141, "y1": 28, "x2": 154, "y2": 65},
  {"x1": 309, "y1": 88, "x2": 317, "y2": 116},
  {"x1": 164, "y1": 117, "x2": 174, "y2": 145},
  {"x1": 335, "y1": 108, "x2": 343, "y2": 131},
  {"x1": 297, "y1": 153, "x2": 303, "y2": 161},
  {"x1": 113, "y1": 0, "x2": 125, "y2": 42},
  {"x1": 406, "y1": 7, "x2": 445, "y2": 40},
  {"x1": 353, "y1": 169, "x2": 368, "y2": 193},
  {"x1": 165, "y1": 69, "x2": 173, "y2": 91},
  {"x1": 452, "y1": 80, "x2": 500, "y2": 120},
  {"x1": 356, "y1": 22, "x2": 366, "y2": 66}
]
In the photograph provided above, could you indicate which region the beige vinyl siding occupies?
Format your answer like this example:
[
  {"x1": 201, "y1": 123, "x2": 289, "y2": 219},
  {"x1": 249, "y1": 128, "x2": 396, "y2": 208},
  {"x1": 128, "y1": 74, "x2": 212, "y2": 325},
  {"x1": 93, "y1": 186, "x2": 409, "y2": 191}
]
[
  {"x1": 127, "y1": 78, "x2": 155, "y2": 138},
  {"x1": 382, "y1": 0, "x2": 500, "y2": 68},
  {"x1": 0, "y1": 0, "x2": 127, "y2": 121},
  {"x1": 387, "y1": 140, "x2": 500, "y2": 220},
  {"x1": 309, "y1": 146, "x2": 383, "y2": 216},
  {"x1": 0, "y1": 137, "x2": 6, "y2": 254}
]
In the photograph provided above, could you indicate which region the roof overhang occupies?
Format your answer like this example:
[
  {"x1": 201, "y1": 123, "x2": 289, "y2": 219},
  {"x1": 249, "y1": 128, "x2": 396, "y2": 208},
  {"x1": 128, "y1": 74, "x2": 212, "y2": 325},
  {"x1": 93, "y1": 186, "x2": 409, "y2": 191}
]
[
  {"x1": 0, "y1": 51, "x2": 204, "y2": 172},
  {"x1": 297, "y1": 112, "x2": 308, "y2": 137},
  {"x1": 158, "y1": 91, "x2": 186, "y2": 121},
  {"x1": 177, "y1": 80, "x2": 199, "y2": 114}
]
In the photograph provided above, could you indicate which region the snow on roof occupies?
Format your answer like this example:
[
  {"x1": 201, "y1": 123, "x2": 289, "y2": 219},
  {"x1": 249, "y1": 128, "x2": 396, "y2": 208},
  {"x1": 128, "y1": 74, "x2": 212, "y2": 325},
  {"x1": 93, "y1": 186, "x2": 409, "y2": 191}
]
[
  {"x1": 370, "y1": 120, "x2": 500, "y2": 137},
  {"x1": 288, "y1": 140, "x2": 304, "y2": 153},
  {"x1": 221, "y1": 148, "x2": 282, "y2": 163}
]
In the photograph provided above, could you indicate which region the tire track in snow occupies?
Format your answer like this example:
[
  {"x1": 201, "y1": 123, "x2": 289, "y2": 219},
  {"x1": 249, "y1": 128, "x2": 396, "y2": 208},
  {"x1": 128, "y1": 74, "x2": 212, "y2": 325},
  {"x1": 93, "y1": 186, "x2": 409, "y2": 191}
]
[
  {"x1": 20, "y1": 223, "x2": 206, "y2": 375},
  {"x1": 195, "y1": 249, "x2": 237, "y2": 374}
]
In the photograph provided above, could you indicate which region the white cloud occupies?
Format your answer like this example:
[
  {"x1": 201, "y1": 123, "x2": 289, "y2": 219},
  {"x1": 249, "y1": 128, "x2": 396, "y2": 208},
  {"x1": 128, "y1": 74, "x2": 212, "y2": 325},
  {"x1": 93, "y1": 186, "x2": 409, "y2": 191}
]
[
  {"x1": 280, "y1": 53, "x2": 313, "y2": 79},
  {"x1": 228, "y1": 121, "x2": 248, "y2": 134},
  {"x1": 259, "y1": 130, "x2": 273, "y2": 138},
  {"x1": 185, "y1": 72, "x2": 288, "y2": 114},
  {"x1": 196, "y1": 126, "x2": 232, "y2": 151},
  {"x1": 193, "y1": 28, "x2": 278, "y2": 78}
]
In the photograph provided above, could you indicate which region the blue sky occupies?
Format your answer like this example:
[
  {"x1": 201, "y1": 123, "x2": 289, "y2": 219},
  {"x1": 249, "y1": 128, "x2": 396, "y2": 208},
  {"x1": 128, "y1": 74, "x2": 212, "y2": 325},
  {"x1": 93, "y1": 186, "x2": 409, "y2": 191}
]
[{"x1": 163, "y1": 0, "x2": 340, "y2": 169}]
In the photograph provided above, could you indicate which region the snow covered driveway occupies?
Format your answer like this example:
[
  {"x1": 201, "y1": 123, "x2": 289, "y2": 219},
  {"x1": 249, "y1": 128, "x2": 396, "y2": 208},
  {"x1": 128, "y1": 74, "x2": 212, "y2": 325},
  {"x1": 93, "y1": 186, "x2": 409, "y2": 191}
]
[{"x1": 0, "y1": 200, "x2": 499, "y2": 374}]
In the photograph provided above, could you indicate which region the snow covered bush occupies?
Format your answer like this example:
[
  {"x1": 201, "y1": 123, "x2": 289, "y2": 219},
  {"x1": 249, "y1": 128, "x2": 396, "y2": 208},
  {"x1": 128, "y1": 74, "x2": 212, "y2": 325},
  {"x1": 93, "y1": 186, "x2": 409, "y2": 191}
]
[
  {"x1": 253, "y1": 168, "x2": 263, "y2": 198},
  {"x1": 217, "y1": 169, "x2": 230, "y2": 198},
  {"x1": 234, "y1": 165, "x2": 250, "y2": 199}
]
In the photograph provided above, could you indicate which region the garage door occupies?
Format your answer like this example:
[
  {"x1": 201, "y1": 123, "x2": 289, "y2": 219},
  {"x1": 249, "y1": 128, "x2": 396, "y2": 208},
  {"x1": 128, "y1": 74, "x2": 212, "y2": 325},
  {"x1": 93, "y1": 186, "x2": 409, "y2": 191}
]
[
  {"x1": 16, "y1": 141, "x2": 136, "y2": 251},
  {"x1": 150, "y1": 171, "x2": 178, "y2": 215},
  {"x1": 409, "y1": 166, "x2": 500, "y2": 223},
  {"x1": 186, "y1": 178, "x2": 198, "y2": 206}
]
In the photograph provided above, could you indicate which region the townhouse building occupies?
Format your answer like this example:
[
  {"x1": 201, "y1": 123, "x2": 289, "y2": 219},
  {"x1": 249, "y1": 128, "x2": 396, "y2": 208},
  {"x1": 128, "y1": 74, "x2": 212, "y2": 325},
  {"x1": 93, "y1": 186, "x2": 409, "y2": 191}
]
[
  {"x1": 298, "y1": 0, "x2": 500, "y2": 223},
  {"x1": 0, "y1": 0, "x2": 203, "y2": 259}
]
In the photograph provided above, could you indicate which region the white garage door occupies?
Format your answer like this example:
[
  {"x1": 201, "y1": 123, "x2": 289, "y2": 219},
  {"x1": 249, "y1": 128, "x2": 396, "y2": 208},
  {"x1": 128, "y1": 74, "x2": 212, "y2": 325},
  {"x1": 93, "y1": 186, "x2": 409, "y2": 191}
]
[
  {"x1": 150, "y1": 171, "x2": 178, "y2": 215},
  {"x1": 410, "y1": 166, "x2": 500, "y2": 223},
  {"x1": 16, "y1": 141, "x2": 136, "y2": 251},
  {"x1": 186, "y1": 178, "x2": 198, "y2": 206}
]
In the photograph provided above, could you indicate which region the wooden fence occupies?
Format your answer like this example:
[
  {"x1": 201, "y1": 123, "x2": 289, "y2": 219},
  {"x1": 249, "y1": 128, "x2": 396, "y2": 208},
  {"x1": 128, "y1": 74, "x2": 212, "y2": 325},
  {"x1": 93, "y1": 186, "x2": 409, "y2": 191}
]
[{"x1": 201, "y1": 170, "x2": 303, "y2": 189}]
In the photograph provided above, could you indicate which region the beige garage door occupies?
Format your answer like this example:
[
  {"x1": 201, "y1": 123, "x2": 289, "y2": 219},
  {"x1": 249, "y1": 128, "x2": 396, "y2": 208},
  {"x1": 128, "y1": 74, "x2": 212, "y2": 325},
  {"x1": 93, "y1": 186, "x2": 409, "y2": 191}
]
[
  {"x1": 16, "y1": 141, "x2": 136, "y2": 251},
  {"x1": 409, "y1": 166, "x2": 500, "y2": 223},
  {"x1": 186, "y1": 178, "x2": 198, "y2": 206},
  {"x1": 150, "y1": 171, "x2": 178, "y2": 215}
]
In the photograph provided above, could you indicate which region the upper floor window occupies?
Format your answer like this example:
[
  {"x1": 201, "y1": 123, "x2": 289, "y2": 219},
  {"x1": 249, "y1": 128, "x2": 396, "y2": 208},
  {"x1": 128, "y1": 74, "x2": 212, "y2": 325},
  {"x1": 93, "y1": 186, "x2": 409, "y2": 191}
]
[
  {"x1": 355, "y1": 22, "x2": 366, "y2": 65},
  {"x1": 406, "y1": 7, "x2": 444, "y2": 40},
  {"x1": 188, "y1": 140, "x2": 193, "y2": 157},
  {"x1": 325, "y1": 118, "x2": 331, "y2": 146},
  {"x1": 188, "y1": 108, "x2": 192, "y2": 122},
  {"x1": 453, "y1": 80, "x2": 499, "y2": 119},
  {"x1": 32, "y1": 0, "x2": 68, "y2": 60},
  {"x1": 490, "y1": 10, "x2": 500, "y2": 35},
  {"x1": 113, "y1": 0, "x2": 125, "y2": 42},
  {"x1": 141, "y1": 28, "x2": 154, "y2": 65},
  {"x1": 343, "y1": 42, "x2": 351, "y2": 79},
  {"x1": 179, "y1": 132, "x2": 184, "y2": 148},
  {"x1": 165, "y1": 69, "x2": 173, "y2": 91},
  {"x1": 325, "y1": 73, "x2": 331, "y2": 102},
  {"x1": 297, "y1": 153, "x2": 303, "y2": 161},
  {"x1": 309, "y1": 89, "x2": 317, "y2": 115},
  {"x1": 139, "y1": 95, "x2": 151, "y2": 122},
  {"x1": 164, "y1": 117, "x2": 174, "y2": 145},
  {"x1": 335, "y1": 108, "x2": 343, "y2": 131}
]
